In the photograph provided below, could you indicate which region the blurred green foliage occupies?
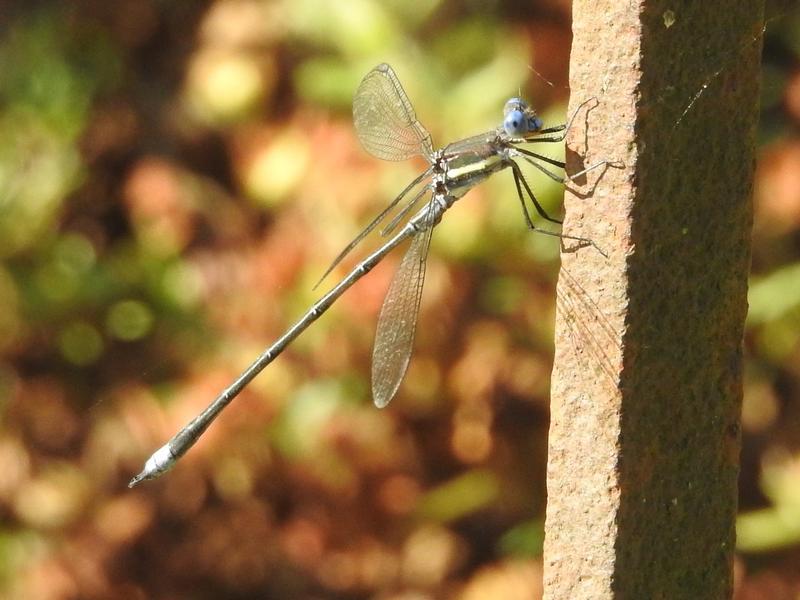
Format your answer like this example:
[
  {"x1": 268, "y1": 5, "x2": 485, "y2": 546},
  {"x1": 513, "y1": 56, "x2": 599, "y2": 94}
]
[
  {"x1": 0, "y1": 1, "x2": 798, "y2": 598},
  {"x1": 0, "y1": 10, "x2": 119, "y2": 258}
]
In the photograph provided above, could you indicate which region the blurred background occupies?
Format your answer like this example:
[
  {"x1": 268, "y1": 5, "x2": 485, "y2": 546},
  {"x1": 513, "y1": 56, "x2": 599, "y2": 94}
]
[{"x1": 0, "y1": 0, "x2": 798, "y2": 598}]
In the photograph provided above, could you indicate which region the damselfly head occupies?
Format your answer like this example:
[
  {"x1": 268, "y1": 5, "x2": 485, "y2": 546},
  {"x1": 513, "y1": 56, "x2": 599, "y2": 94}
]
[{"x1": 503, "y1": 97, "x2": 543, "y2": 138}]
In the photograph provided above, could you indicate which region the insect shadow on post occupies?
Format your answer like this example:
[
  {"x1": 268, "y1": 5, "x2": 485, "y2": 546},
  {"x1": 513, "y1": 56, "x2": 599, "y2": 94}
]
[{"x1": 556, "y1": 266, "x2": 619, "y2": 394}]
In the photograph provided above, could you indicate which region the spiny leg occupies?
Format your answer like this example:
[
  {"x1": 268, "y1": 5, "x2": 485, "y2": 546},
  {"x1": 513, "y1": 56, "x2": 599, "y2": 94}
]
[
  {"x1": 528, "y1": 96, "x2": 598, "y2": 141},
  {"x1": 510, "y1": 161, "x2": 562, "y2": 225},
  {"x1": 511, "y1": 164, "x2": 606, "y2": 257},
  {"x1": 512, "y1": 148, "x2": 612, "y2": 184},
  {"x1": 512, "y1": 148, "x2": 567, "y2": 183},
  {"x1": 536, "y1": 124, "x2": 565, "y2": 137}
]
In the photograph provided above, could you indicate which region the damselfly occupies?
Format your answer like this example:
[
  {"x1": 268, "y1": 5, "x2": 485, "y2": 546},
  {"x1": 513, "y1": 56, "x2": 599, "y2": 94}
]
[{"x1": 130, "y1": 63, "x2": 606, "y2": 486}]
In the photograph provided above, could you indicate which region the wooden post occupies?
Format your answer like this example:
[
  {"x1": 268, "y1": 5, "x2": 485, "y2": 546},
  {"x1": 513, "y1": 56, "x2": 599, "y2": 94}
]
[{"x1": 544, "y1": 1, "x2": 764, "y2": 598}]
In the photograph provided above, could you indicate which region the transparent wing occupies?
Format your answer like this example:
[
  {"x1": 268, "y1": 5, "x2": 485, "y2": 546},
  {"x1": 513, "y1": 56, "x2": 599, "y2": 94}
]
[
  {"x1": 313, "y1": 168, "x2": 432, "y2": 289},
  {"x1": 371, "y1": 201, "x2": 435, "y2": 408},
  {"x1": 353, "y1": 63, "x2": 434, "y2": 162}
]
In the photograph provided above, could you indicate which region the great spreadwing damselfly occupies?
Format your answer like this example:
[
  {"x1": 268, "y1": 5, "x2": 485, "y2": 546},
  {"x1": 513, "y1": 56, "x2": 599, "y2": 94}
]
[{"x1": 130, "y1": 63, "x2": 608, "y2": 487}]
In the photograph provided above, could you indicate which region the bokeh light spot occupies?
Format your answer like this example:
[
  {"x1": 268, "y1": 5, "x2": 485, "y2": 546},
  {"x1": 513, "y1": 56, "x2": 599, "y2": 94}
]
[
  {"x1": 243, "y1": 130, "x2": 311, "y2": 207},
  {"x1": 58, "y1": 321, "x2": 103, "y2": 365},
  {"x1": 186, "y1": 49, "x2": 272, "y2": 125},
  {"x1": 106, "y1": 300, "x2": 154, "y2": 341}
]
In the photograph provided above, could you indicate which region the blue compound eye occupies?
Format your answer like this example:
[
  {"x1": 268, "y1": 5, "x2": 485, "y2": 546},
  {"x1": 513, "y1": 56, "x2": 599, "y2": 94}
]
[
  {"x1": 504, "y1": 109, "x2": 528, "y2": 137},
  {"x1": 529, "y1": 115, "x2": 543, "y2": 132},
  {"x1": 504, "y1": 97, "x2": 527, "y2": 116}
]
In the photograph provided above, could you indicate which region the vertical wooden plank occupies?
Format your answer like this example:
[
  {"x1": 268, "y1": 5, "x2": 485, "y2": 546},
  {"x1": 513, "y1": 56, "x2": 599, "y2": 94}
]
[{"x1": 544, "y1": 1, "x2": 764, "y2": 597}]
